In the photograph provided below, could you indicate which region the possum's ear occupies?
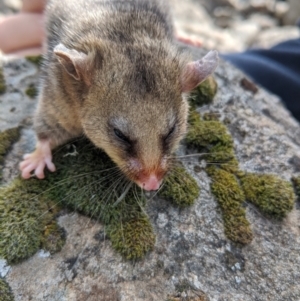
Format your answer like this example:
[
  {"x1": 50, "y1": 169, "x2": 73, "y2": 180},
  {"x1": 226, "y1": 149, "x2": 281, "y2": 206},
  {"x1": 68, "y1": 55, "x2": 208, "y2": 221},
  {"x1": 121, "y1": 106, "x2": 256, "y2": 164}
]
[
  {"x1": 54, "y1": 43, "x2": 93, "y2": 86},
  {"x1": 180, "y1": 50, "x2": 219, "y2": 92}
]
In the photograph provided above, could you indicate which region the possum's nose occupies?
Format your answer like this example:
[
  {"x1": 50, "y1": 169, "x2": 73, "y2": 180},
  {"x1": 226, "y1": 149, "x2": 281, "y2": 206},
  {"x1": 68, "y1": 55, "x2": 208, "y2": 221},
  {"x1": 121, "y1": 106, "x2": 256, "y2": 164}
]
[
  {"x1": 142, "y1": 174, "x2": 162, "y2": 191},
  {"x1": 128, "y1": 158, "x2": 165, "y2": 191}
]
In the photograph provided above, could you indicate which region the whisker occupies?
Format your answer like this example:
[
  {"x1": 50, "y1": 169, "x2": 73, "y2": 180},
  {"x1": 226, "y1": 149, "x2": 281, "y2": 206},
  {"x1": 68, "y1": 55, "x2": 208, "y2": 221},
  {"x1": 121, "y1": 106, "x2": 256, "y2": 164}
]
[{"x1": 113, "y1": 181, "x2": 133, "y2": 207}]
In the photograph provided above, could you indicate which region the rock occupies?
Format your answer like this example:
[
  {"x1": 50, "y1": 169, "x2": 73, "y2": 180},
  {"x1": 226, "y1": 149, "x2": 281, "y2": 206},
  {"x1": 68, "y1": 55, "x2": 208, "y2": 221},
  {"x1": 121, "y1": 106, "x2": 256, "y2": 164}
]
[
  {"x1": 250, "y1": 26, "x2": 299, "y2": 48},
  {"x1": 172, "y1": 0, "x2": 298, "y2": 52},
  {"x1": 213, "y1": 6, "x2": 237, "y2": 28},
  {"x1": 283, "y1": 0, "x2": 300, "y2": 25},
  {"x1": 0, "y1": 0, "x2": 20, "y2": 16},
  {"x1": 248, "y1": 13, "x2": 278, "y2": 29},
  {"x1": 274, "y1": 1, "x2": 290, "y2": 20},
  {"x1": 229, "y1": 19, "x2": 261, "y2": 46}
]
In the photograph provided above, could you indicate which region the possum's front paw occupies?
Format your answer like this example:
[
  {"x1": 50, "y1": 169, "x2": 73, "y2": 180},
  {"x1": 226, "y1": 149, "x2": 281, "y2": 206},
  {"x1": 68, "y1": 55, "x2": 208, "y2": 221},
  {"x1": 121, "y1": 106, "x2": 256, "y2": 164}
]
[{"x1": 19, "y1": 139, "x2": 56, "y2": 179}]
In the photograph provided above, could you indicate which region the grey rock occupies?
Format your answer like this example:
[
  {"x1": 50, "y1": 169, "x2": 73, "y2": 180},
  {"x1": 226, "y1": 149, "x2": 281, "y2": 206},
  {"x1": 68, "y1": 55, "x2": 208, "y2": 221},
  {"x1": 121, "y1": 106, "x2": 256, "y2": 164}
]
[
  {"x1": 248, "y1": 13, "x2": 278, "y2": 29},
  {"x1": 0, "y1": 259, "x2": 10, "y2": 277},
  {"x1": 0, "y1": 0, "x2": 20, "y2": 16},
  {"x1": 283, "y1": 0, "x2": 300, "y2": 25},
  {"x1": 250, "y1": 26, "x2": 299, "y2": 48}
]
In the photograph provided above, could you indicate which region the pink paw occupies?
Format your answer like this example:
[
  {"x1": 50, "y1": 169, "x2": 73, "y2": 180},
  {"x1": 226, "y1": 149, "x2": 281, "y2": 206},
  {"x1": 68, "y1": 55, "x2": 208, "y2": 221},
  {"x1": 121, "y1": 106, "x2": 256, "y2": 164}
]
[{"x1": 19, "y1": 140, "x2": 56, "y2": 179}]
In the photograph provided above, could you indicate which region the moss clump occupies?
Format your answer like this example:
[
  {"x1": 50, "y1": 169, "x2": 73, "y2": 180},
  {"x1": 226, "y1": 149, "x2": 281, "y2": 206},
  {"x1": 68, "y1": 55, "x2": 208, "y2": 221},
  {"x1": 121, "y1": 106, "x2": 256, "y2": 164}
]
[
  {"x1": 207, "y1": 167, "x2": 253, "y2": 244},
  {"x1": 0, "y1": 68, "x2": 6, "y2": 95},
  {"x1": 186, "y1": 105, "x2": 296, "y2": 243},
  {"x1": 159, "y1": 166, "x2": 199, "y2": 207},
  {"x1": 0, "y1": 178, "x2": 56, "y2": 263},
  {"x1": 240, "y1": 173, "x2": 295, "y2": 219},
  {"x1": 0, "y1": 278, "x2": 14, "y2": 301},
  {"x1": 25, "y1": 84, "x2": 38, "y2": 98},
  {"x1": 186, "y1": 110, "x2": 239, "y2": 174},
  {"x1": 0, "y1": 139, "x2": 162, "y2": 262},
  {"x1": 0, "y1": 127, "x2": 21, "y2": 180},
  {"x1": 26, "y1": 55, "x2": 43, "y2": 66},
  {"x1": 108, "y1": 217, "x2": 155, "y2": 260},
  {"x1": 186, "y1": 109, "x2": 251, "y2": 243},
  {"x1": 292, "y1": 176, "x2": 300, "y2": 199},
  {"x1": 189, "y1": 76, "x2": 218, "y2": 108}
]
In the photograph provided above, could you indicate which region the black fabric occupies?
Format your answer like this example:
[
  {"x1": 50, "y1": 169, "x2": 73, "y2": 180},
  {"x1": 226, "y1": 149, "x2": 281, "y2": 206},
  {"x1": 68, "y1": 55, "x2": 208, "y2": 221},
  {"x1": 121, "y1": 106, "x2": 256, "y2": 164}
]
[{"x1": 222, "y1": 38, "x2": 300, "y2": 121}]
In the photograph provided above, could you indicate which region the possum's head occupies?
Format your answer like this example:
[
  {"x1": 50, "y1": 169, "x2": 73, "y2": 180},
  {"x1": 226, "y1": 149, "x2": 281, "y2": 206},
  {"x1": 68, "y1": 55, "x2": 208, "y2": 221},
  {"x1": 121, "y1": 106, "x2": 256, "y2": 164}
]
[{"x1": 54, "y1": 43, "x2": 218, "y2": 190}]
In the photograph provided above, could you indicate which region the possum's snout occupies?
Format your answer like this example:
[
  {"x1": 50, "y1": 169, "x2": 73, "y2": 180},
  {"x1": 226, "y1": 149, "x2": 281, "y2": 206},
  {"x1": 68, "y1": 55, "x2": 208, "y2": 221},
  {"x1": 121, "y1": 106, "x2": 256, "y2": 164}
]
[
  {"x1": 137, "y1": 175, "x2": 162, "y2": 191},
  {"x1": 126, "y1": 157, "x2": 167, "y2": 191}
]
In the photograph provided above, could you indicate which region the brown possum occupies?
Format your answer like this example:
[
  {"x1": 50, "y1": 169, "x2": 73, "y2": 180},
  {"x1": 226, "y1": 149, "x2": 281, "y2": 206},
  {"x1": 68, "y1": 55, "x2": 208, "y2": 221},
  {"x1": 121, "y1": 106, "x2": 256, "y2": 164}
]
[{"x1": 20, "y1": 0, "x2": 218, "y2": 191}]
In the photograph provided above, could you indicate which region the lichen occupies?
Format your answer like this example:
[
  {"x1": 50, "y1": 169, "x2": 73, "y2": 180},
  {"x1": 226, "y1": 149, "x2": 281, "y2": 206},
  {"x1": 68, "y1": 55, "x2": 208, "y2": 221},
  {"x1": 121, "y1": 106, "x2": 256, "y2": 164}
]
[
  {"x1": 26, "y1": 55, "x2": 43, "y2": 66},
  {"x1": 25, "y1": 84, "x2": 38, "y2": 98},
  {"x1": 168, "y1": 280, "x2": 208, "y2": 301},
  {"x1": 159, "y1": 165, "x2": 199, "y2": 207},
  {"x1": 240, "y1": 173, "x2": 295, "y2": 219},
  {"x1": 0, "y1": 278, "x2": 14, "y2": 301},
  {"x1": 0, "y1": 68, "x2": 6, "y2": 95},
  {"x1": 206, "y1": 166, "x2": 253, "y2": 244},
  {"x1": 189, "y1": 76, "x2": 218, "y2": 108},
  {"x1": 0, "y1": 127, "x2": 21, "y2": 181}
]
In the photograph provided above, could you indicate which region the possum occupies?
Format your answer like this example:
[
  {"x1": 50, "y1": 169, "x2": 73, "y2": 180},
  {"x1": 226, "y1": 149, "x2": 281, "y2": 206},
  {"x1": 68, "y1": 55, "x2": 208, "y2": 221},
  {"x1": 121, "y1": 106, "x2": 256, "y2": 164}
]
[{"x1": 19, "y1": 0, "x2": 218, "y2": 191}]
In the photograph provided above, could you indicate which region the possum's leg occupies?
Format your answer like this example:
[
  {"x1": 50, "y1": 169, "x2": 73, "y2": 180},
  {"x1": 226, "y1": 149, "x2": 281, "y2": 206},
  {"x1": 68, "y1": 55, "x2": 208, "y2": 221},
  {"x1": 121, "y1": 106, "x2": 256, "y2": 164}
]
[{"x1": 20, "y1": 99, "x2": 82, "y2": 179}]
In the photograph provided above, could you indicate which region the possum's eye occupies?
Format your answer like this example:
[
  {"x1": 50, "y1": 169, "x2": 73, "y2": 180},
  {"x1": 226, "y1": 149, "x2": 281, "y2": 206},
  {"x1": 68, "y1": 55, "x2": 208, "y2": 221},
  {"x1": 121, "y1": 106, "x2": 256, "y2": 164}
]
[{"x1": 114, "y1": 128, "x2": 131, "y2": 144}]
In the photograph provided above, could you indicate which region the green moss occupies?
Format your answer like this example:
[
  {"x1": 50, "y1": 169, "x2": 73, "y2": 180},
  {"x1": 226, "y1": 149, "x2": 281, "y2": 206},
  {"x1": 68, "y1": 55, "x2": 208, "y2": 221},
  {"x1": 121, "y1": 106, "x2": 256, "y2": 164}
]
[
  {"x1": 292, "y1": 176, "x2": 300, "y2": 199},
  {"x1": 108, "y1": 217, "x2": 155, "y2": 260},
  {"x1": 26, "y1": 55, "x2": 43, "y2": 66},
  {"x1": 159, "y1": 166, "x2": 199, "y2": 207},
  {"x1": 0, "y1": 278, "x2": 14, "y2": 301},
  {"x1": 186, "y1": 110, "x2": 238, "y2": 174},
  {"x1": 186, "y1": 109, "x2": 252, "y2": 243},
  {"x1": 25, "y1": 84, "x2": 38, "y2": 98},
  {"x1": 0, "y1": 68, "x2": 6, "y2": 95},
  {"x1": 189, "y1": 76, "x2": 218, "y2": 108},
  {"x1": 41, "y1": 221, "x2": 66, "y2": 254},
  {"x1": 202, "y1": 112, "x2": 220, "y2": 121},
  {"x1": 186, "y1": 105, "x2": 295, "y2": 243},
  {"x1": 206, "y1": 167, "x2": 253, "y2": 244},
  {"x1": 0, "y1": 178, "x2": 56, "y2": 263},
  {"x1": 240, "y1": 173, "x2": 295, "y2": 219},
  {"x1": 0, "y1": 127, "x2": 21, "y2": 181},
  {"x1": 0, "y1": 139, "x2": 160, "y2": 262}
]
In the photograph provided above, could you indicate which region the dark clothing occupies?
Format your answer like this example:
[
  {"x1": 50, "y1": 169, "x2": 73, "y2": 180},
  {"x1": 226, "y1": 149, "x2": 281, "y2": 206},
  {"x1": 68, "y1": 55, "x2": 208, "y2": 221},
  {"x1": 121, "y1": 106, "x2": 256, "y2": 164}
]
[{"x1": 222, "y1": 38, "x2": 300, "y2": 121}]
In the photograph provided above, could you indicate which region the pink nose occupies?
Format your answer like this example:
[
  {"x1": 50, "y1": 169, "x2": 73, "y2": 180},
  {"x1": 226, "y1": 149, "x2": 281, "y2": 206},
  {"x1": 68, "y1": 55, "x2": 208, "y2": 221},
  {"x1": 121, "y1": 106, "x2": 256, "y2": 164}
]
[{"x1": 141, "y1": 175, "x2": 161, "y2": 191}]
